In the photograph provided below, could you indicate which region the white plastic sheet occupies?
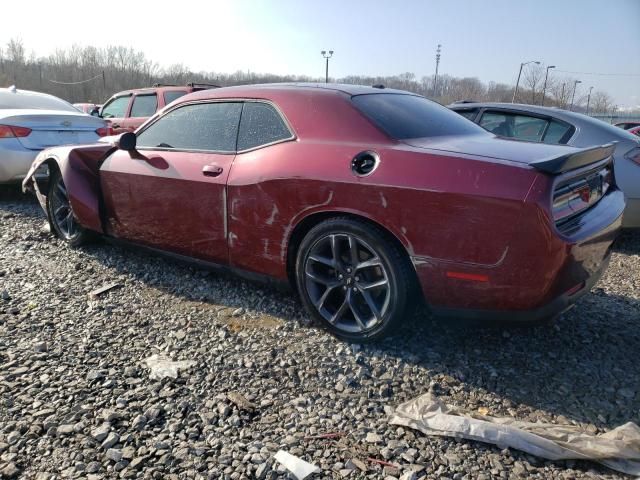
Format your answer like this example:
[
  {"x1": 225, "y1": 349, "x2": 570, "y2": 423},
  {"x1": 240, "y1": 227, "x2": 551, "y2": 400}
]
[
  {"x1": 389, "y1": 393, "x2": 640, "y2": 476},
  {"x1": 144, "y1": 354, "x2": 195, "y2": 380},
  {"x1": 274, "y1": 450, "x2": 320, "y2": 479}
]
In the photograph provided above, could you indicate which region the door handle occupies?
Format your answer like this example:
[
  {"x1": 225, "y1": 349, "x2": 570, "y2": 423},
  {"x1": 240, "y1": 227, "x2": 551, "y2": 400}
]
[
  {"x1": 112, "y1": 124, "x2": 121, "y2": 128},
  {"x1": 202, "y1": 164, "x2": 224, "y2": 177}
]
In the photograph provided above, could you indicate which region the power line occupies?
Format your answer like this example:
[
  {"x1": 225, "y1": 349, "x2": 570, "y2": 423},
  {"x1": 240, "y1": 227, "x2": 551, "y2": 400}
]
[
  {"x1": 45, "y1": 72, "x2": 103, "y2": 85},
  {"x1": 554, "y1": 69, "x2": 640, "y2": 77}
]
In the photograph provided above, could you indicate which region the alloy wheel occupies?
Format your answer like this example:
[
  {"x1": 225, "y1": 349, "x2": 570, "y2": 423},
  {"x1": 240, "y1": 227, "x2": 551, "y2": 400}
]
[
  {"x1": 304, "y1": 233, "x2": 391, "y2": 333},
  {"x1": 50, "y1": 177, "x2": 77, "y2": 239}
]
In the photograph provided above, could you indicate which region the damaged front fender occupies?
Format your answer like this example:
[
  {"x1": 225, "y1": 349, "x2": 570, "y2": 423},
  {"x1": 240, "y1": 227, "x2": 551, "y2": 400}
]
[{"x1": 22, "y1": 143, "x2": 117, "y2": 234}]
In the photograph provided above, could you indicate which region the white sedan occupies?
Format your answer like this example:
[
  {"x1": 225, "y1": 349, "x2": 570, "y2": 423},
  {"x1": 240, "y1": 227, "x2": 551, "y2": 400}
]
[{"x1": 0, "y1": 86, "x2": 108, "y2": 183}]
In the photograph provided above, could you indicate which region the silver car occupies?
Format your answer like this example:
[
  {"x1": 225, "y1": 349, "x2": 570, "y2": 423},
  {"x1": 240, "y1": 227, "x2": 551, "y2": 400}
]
[
  {"x1": 449, "y1": 102, "x2": 640, "y2": 228},
  {"x1": 0, "y1": 86, "x2": 107, "y2": 183}
]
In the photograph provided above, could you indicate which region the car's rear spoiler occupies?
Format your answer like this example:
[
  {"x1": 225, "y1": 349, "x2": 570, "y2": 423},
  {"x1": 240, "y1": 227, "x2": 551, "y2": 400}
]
[{"x1": 530, "y1": 143, "x2": 616, "y2": 174}]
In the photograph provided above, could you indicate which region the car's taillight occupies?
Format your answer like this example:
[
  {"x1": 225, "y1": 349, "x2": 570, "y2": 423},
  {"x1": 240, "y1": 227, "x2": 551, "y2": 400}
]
[
  {"x1": 95, "y1": 126, "x2": 113, "y2": 137},
  {"x1": 625, "y1": 146, "x2": 640, "y2": 165},
  {"x1": 0, "y1": 125, "x2": 32, "y2": 138},
  {"x1": 552, "y1": 166, "x2": 611, "y2": 223}
]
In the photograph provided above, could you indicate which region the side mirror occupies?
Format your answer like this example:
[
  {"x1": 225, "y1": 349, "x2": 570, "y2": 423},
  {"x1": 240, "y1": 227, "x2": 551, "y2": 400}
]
[
  {"x1": 90, "y1": 107, "x2": 100, "y2": 117},
  {"x1": 117, "y1": 132, "x2": 137, "y2": 151}
]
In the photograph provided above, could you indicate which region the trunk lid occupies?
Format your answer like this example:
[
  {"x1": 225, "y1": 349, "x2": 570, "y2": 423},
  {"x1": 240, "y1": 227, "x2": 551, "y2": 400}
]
[
  {"x1": 0, "y1": 109, "x2": 106, "y2": 150},
  {"x1": 405, "y1": 134, "x2": 585, "y2": 167}
]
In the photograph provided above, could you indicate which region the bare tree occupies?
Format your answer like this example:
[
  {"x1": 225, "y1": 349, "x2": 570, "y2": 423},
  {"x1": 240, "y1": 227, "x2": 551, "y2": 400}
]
[{"x1": 522, "y1": 64, "x2": 544, "y2": 105}]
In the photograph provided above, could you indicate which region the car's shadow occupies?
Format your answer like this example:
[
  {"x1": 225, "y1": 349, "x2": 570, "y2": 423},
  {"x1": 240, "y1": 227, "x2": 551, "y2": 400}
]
[{"x1": 74, "y1": 229, "x2": 640, "y2": 437}]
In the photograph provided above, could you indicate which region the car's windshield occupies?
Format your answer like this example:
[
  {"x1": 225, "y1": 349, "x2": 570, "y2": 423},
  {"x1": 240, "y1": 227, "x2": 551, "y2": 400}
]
[
  {"x1": 0, "y1": 91, "x2": 78, "y2": 112},
  {"x1": 352, "y1": 93, "x2": 486, "y2": 140}
]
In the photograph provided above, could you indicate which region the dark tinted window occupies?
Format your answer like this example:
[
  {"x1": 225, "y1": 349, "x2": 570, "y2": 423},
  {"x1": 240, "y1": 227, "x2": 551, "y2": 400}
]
[
  {"x1": 352, "y1": 94, "x2": 485, "y2": 139},
  {"x1": 101, "y1": 96, "x2": 130, "y2": 118},
  {"x1": 237, "y1": 102, "x2": 292, "y2": 150},
  {"x1": 164, "y1": 90, "x2": 188, "y2": 105},
  {"x1": 130, "y1": 94, "x2": 157, "y2": 117},
  {"x1": 137, "y1": 102, "x2": 242, "y2": 152}
]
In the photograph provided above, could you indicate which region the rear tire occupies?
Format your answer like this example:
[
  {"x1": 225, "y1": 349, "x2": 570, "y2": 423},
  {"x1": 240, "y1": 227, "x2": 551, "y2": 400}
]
[
  {"x1": 295, "y1": 217, "x2": 416, "y2": 342},
  {"x1": 46, "y1": 169, "x2": 92, "y2": 247}
]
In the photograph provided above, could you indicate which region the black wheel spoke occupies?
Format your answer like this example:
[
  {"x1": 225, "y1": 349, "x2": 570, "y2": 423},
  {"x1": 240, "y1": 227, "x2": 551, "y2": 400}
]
[
  {"x1": 50, "y1": 176, "x2": 77, "y2": 240},
  {"x1": 330, "y1": 290, "x2": 351, "y2": 324}
]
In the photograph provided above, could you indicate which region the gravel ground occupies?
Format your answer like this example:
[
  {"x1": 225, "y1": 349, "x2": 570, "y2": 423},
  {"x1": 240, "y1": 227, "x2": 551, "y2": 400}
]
[{"x1": 1, "y1": 187, "x2": 639, "y2": 480}]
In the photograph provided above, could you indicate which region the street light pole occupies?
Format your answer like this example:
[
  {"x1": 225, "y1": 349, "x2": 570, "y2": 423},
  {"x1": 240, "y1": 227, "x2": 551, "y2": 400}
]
[
  {"x1": 321, "y1": 50, "x2": 333, "y2": 83},
  {"x1": 586, "y1": 86, "x2": 594, "y2": 115},
  {"x1": 512, "y1": 60, "x2": 540, "y2": 103},
  {"x1": 541, "y1": 65, "x2": 555, "y2": 106},
  {"x1": 570, "y1": 80, "x2": 582, "y2": 111}
]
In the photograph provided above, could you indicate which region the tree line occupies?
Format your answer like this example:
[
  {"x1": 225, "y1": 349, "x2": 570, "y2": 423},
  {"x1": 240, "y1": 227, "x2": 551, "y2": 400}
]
[{"x1": 0, "y1": 39, "x2": 621, "y2": 115}]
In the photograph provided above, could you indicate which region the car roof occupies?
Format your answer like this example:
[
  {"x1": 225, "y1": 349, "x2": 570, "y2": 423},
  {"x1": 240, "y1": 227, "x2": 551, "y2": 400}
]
[{"x1": 184, "y1": 82, "x2": 415, "y2": 101}]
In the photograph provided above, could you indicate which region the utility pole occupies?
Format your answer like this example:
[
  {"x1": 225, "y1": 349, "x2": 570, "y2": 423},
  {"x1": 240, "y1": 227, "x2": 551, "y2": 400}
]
[
  {"x1": 570, "y1": 79, "x2": 582, "y2": 111},
  {"x1": 560, "y1": 82, "x2": 566, "y2": 108},
  {"x1": 433, "y1": 44, "x2": 441, "y2": 98},
  {"x1": 512, "y1": 60, "x2": 540, "y2": 103},
  {"x1": 541, "y1": 65, "x2": 555, "y2": 106},
  {"x1": 586, "y1": 86, "x2": 594, "y2": 115},
  {"x1": 321, "y1": 50, "x2": 334, "y2": 83}
]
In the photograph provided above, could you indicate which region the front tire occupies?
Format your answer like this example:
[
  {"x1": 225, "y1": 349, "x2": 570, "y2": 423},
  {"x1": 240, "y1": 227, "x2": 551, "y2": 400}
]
[
  {"x1": 295, "y1": 217, "x2": 415, "y2": 342},
  {"x1": 46, "y1": 169, "x2": 92, "y2": 247}
]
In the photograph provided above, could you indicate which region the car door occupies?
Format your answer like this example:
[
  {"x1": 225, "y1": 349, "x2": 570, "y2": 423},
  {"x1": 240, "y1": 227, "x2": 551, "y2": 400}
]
[
  {"x1": 100, "y1": 94, "x2": 132, "y2": 134},
  {"x1": 99, "y1": 101, "x2": 243, "y2": 264},
  {"x1": 120, "y1": 93, "x2": 158, "y2": 132}
]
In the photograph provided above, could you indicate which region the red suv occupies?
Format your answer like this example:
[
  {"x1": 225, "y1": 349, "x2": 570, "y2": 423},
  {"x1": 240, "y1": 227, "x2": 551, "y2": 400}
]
[{"x1": 99, "y1": 83, "x2": 218, "y2": 134}]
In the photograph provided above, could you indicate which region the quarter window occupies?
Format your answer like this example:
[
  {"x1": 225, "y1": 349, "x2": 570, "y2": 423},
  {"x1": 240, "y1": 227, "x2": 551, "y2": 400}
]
[
  {"x1": 456, "y1": 109, "x2": 478, "y2": 120},
  {"x1": 136, "y1": 102, "x2": 242, "y2": 152},
  {"x1": 237, "y1": 102, "x2": 292, "y2": 150},
  {"x1": 479, "y1": 111, "x2": 572, "y2": 144},
  {"x1": 101, "y1": 96, "x2": 130, "y2": 119},
  {"x1": 164, "y1": 90, "x2": 188, "y2": 105},
  {"x1": 130, "y1": 94, "x2": 157, "y2": 117}
]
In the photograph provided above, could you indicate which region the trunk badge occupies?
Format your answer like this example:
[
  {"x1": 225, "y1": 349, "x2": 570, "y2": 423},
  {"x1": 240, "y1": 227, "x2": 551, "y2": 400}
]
[{"x1": 61, "y1": 121, "x2": 72, "y2": 127}]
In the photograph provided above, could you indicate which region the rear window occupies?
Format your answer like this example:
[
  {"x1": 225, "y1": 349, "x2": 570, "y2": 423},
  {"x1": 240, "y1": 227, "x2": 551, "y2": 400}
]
[
  {"x1": 352, "y1": 93, "x2": 485, "y2": 139},
  {"x1": 164, "y1": 90, "x2": 188, "y2": 105},
  {"x1": 0, "y1": 91, "x2": 78, "y2": 112}
]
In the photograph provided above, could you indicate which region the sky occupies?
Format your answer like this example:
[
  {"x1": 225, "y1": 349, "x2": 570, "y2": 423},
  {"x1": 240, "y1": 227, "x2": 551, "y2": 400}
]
[{"x1": 2, "y1": 0, "x2": 639, "y2": 107}]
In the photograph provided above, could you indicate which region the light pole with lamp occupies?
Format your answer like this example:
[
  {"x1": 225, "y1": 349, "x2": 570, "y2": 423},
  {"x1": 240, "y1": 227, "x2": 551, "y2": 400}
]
[
  {"x1": 512, "y1": 60, "x2": 540, "y2": 103},
  {"x1": 570, "y1": 80, "x2": 582, "y2": 111},
  {"x1": 540, "y1": 65, "x2": 555, "y2": 106},
  {"x1": 321, "y1": 50, "x2": 333, "y2": 84}
]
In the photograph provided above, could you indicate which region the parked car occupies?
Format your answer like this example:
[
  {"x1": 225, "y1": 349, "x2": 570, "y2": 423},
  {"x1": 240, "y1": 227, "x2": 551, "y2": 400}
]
[
  {"x1": 73, "y1": 103, "x2": 101, "y2": 116},
  {"x1": 99, "y1": 83, "x2": 218, "y2": 134},
  {"x1": 0, "y1": 86, "x2": 108, "y2": 184},
  {"x1": 449, "y1": 102, "x2": 640, "y2": 228},
  {"x1": 615, "y1": 121, "x2": 640, "y2": 130},
  {"x1": 23, "y1": 84, "x2": 624, "y2": 342}
]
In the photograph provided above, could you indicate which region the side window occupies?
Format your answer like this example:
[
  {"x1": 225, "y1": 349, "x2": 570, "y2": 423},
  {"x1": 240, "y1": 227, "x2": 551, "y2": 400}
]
[
  {"x1": 237, "y1": 102, "x2": 292, "y2": 151},
  {"x1": 130, "y1": 94, "x2": 157, "y2": 117},
  {"x1": 480, "y1": 111, "x2": 549, "y2": 142},
  {"x1": 101, "y1": 96, "x2": 130, "y2": 119},
  {"x1": 164, "y1": 90, "x2": 188, "y2": 105},
  {"x1": 456, "y1": 109, "x2": 478, "y2": 121},
  {"x1": 136, "y1": 102, "x2": 242, "y2": 152},
  {"x1": 542, "y1": 120, "x2": 573, "y2": 144},
  {"x1": 479, "y1": 112, "x2": 512, "y2": 137}
]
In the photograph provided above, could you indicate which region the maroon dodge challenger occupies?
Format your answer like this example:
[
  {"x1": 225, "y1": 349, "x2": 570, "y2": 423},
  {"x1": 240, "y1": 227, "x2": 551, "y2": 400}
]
[{"x1": 23, "y1": 84, "x2": 624, "y2": 342}]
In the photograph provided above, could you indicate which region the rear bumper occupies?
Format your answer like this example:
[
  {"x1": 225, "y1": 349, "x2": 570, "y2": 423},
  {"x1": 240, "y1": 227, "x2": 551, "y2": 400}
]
[
  {"x1": 0, "y1": 140, "x2": 40, "y2": 183},
  {"x1": 430, "y1": 253, "x2": 610, "y2": 322}
]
